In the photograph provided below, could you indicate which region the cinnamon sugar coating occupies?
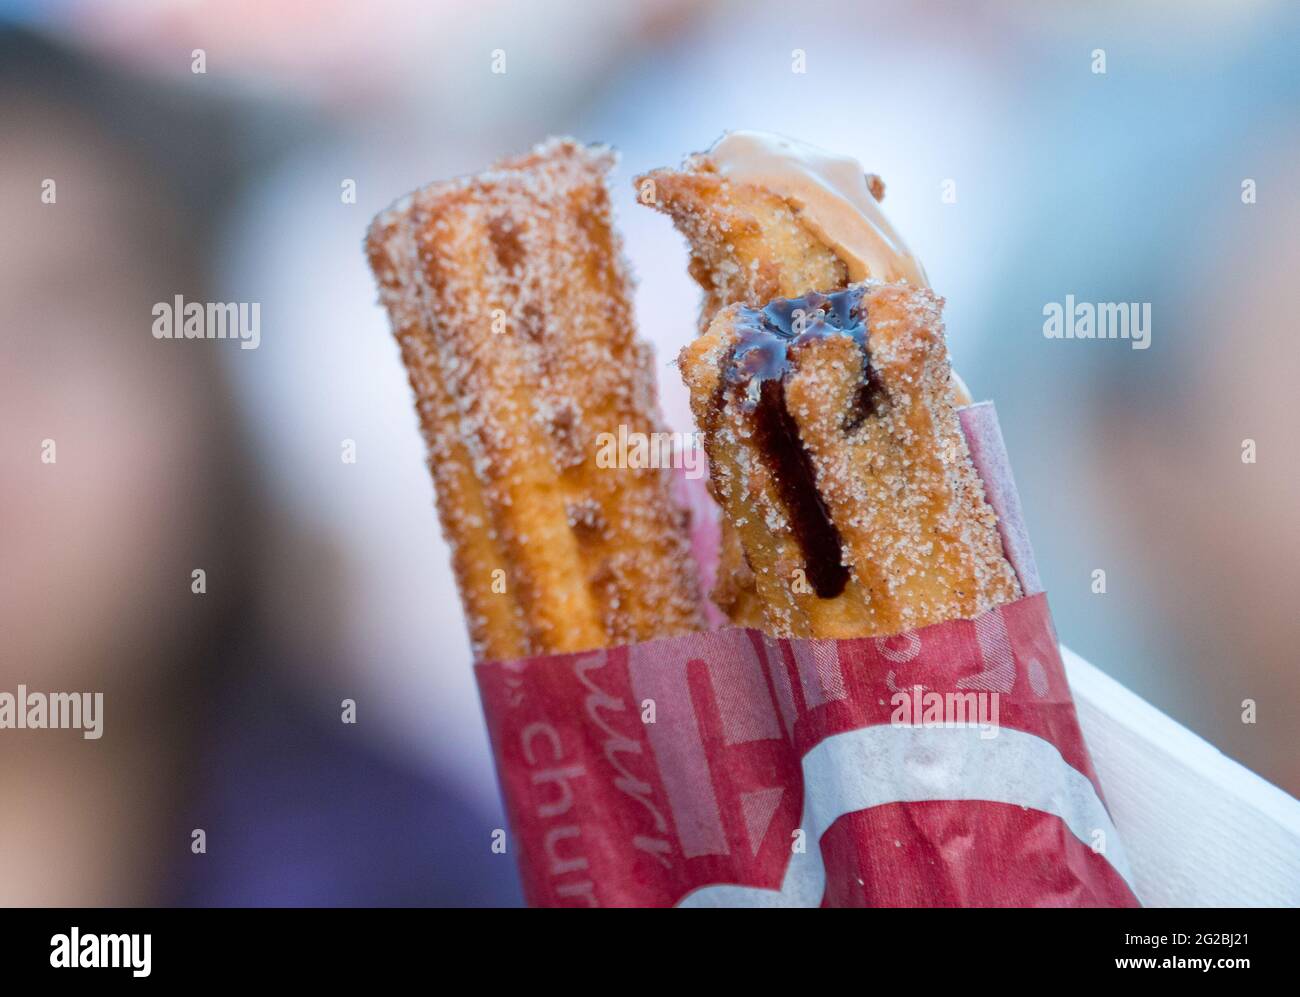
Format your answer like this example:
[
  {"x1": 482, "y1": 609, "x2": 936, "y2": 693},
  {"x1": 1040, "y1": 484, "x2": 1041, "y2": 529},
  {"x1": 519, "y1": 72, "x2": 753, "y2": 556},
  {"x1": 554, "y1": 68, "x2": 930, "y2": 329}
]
[
  {"x1": 367, "y1": 138, "x2": 703, "y2": 658},
  {"x1": 680, "y1": 282, "x2": 1020, "y2": 638},
  {"x1": 638, "y1": 151, "x2": 851, "y2": 332},
  {"x1": 639, "y1": 142, "x2": 972, "y2": 623},
  {"x1": 639, "y1": 146, "x2": 850, "y2": 620}
]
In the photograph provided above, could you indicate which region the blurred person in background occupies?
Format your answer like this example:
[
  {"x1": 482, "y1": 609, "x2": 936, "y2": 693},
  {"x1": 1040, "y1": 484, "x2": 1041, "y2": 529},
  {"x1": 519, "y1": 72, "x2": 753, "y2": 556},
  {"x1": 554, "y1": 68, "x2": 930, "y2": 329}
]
[{"x1": 0, "y1": 27, "x2": 522, "y2": 905}]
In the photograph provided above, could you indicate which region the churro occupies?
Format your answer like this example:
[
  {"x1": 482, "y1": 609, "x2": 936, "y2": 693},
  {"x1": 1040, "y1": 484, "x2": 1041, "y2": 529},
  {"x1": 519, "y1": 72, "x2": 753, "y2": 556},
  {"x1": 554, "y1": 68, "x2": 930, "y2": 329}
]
[
  {"x1": 640, "y1": 131, "x2": 973, "y2": 620},
  {"x1": 367, "y1": 138, "x2": 703, "y2": 659},
  {"x1": 679, "y1": 281, "x2": 1020, "y2": 639}
]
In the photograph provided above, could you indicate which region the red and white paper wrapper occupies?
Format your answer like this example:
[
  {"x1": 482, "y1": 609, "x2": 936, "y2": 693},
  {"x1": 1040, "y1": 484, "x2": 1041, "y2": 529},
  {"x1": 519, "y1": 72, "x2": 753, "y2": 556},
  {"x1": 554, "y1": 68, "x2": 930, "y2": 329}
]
[{"x1": 475, "y1": 403, "x2": 1140, "y2": 907}]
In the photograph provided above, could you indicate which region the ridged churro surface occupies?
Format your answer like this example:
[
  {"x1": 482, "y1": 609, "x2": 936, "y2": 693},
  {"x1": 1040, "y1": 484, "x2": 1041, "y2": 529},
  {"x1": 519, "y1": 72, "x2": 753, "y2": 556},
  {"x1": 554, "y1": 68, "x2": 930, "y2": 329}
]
[
  {"x1": 680, "y1": 282, "x2": 1020, "y2": 639},
  {"x1": 367, "y1": 138, "x2": 703, "y2": 659},
  {"x1": 639, "y1": 133, "x2": 972, "y2": 622}
]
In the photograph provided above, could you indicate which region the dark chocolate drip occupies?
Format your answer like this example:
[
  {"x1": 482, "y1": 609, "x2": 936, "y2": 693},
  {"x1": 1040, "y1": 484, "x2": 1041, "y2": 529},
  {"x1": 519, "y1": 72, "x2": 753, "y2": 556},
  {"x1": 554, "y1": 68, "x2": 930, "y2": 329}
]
[
  {"x1": 844, "y1": 362, "x2": 884, "y2": 431},
  {"x1": 722, "y1": 286, "x2": 877, "y2": 600},
  {"x1": 751, "y1": 378, "x2": 849, "y2": 598},
  {"x1": 729, "y1": 287, "x2": 882, "y2": 426}
]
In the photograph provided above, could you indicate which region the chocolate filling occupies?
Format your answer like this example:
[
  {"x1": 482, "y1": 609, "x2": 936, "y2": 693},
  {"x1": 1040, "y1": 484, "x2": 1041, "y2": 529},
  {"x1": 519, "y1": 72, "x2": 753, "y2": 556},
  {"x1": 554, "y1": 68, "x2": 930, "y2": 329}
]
[
  {"x1": 721, "y1": 287, "x2": 876, "y2": 599},
  {"x1": 751, "y1": 377, "x2": 848, "y2": 598}
]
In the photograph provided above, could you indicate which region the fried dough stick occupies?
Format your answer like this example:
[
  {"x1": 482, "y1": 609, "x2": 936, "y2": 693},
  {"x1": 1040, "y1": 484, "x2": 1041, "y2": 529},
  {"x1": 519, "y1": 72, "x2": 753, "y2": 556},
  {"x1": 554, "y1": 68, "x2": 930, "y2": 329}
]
[
  {"x1": 680, "y1": 282, "x2": 1019, "y2": 638},
  {"x1": 368, "y1": 139, "x2": 703, "y2": 658},
  {"x1": 639, "y1": 132, "x2": 969, "y2": 625}
]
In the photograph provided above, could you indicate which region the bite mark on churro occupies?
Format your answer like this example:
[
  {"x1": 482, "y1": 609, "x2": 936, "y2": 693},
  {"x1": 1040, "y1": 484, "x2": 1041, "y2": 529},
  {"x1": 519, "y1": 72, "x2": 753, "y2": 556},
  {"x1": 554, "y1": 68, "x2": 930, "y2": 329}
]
[{"x1": 639, "y1": 132, "x2": 976, "y2": 622}]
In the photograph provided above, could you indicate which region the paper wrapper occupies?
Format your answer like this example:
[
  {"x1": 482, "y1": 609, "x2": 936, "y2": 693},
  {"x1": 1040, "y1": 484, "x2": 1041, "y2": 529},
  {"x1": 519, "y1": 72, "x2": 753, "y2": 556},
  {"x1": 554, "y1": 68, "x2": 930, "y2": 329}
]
[{"x1": 475, "y1": 403, "x2": 1139, "y2": 907}]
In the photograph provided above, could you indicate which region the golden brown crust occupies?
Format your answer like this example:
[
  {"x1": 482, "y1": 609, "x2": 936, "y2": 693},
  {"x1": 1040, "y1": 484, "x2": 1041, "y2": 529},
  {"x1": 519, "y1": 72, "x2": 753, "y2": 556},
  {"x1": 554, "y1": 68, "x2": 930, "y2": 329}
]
[
  {"x1": 640, "y1": 154, "x2": 852, "y2": 619},
  {"x1": 641, "y1": 144, "x2": 975, "y2": 622},
  {"x1": 366, "y1": 211, "x2": 530, "y2": 661},
  {"x1": 640, "y1": 151, "x2": 857, "y2": 620},
  {"x1": 680, "y1": 282, "x2": 1020, "y2": 639},
  {"x1": 367, "y1": 138, "x2": 704, "y2": 658},
  {"x1": 638, "y1": 160, "x2": 848, "y2": 331},
  {"x1": 710, "y1": 516, "x2": 764, "y2": 628}
]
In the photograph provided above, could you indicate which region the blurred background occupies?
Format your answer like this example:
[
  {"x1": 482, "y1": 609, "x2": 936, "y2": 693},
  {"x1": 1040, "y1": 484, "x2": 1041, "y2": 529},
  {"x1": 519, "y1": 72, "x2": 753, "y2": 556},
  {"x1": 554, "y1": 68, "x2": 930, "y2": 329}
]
[{"x1": 2, "y1": 0, "x2": 1296, "y2": 905}]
